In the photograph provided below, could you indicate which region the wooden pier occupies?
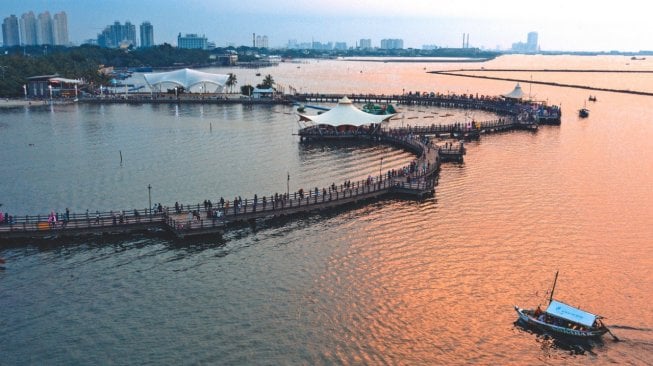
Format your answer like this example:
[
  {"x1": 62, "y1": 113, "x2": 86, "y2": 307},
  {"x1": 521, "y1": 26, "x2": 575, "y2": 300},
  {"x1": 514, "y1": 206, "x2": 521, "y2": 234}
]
[
  {"x1": 293, "y1": 93, "x2": 561, "y2": 125},
  {"x1": 1, "y1": 91, "x2": 559, "y2": 242},
  {"x1": 0, "y1": 134, "x2": 441, "y2": 240}
]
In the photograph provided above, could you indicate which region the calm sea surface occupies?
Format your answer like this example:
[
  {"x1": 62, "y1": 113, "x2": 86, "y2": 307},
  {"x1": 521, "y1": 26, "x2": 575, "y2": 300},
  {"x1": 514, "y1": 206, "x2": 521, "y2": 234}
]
[{"x1": 1, "y1": 55, "x2": 652, "y2": 365}]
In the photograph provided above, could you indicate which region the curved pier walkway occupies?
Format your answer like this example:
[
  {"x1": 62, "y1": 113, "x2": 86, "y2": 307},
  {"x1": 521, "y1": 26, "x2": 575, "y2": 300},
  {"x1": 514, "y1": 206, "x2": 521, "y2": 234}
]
[
  {"x1": 2, "y1": 92, "x2": 557, "y2": 241},
  {"x1": 0, "y1": 135, "x2": 446, "y2": 240}
]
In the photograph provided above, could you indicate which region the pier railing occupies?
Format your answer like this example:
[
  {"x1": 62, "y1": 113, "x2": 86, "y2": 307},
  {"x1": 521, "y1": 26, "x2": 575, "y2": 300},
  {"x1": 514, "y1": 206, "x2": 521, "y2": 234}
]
[{"x1": 0, "y1": 134, "x2": 440, "y2": 239}]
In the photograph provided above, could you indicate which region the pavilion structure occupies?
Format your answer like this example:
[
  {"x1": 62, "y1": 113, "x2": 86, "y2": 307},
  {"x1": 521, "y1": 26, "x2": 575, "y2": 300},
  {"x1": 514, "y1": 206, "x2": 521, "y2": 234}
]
[
  {"x1": 142, "y1": 68, "x2": 229, "y2": 93},
  {"x1": 297, "y1": 96, "x2": 396, "y2": 137},
  {"x1": 502, "y1": 83, "x2": 525, "y2": 101}
]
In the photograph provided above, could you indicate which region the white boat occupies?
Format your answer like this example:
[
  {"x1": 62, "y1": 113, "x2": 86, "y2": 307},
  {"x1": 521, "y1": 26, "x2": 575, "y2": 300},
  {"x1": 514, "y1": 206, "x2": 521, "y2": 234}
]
[{"x1": 515, "y1": 271, "x2": 616, "y2": 339}]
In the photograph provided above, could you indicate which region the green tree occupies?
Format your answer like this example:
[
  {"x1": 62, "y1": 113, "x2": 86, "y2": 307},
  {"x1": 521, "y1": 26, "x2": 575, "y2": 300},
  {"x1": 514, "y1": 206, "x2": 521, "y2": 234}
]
[
  {"x1": 259, "y1": 74, "x2": 275, "y2": 90},
  {"x1": 226, "y1": 73, "x2": 237, "y2": 93},
  {"x1": 240, "y1": 84, "x2": 254, "y2": 96}
]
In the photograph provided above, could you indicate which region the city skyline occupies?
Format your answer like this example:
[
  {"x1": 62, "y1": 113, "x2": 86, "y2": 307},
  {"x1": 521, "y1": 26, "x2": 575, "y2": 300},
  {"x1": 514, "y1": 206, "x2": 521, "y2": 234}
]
[{"x1": 2, "y1": 0, "x2": 652, "y2": 51}]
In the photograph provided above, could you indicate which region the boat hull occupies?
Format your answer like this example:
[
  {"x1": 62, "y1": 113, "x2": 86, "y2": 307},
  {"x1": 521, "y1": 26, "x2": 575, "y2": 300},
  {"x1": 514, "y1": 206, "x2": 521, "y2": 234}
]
[{"x1": 514, "y1": 306, "x2": 607, "y2": 338}]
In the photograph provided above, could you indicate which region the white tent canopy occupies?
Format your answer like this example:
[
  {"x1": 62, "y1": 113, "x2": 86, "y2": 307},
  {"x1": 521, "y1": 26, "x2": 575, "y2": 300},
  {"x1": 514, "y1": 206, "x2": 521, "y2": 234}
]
[
  {"x1": 49, "y1": 77, "x2": 83, "y2": 84},
  {"x1": 503, "y1": 83, "x2": 525, "y2": 100},
  {"x1": 143, "y1": 68, "x2": 229, "y2": 92},
  {"x1": 298, "y1": 96, "x2": 395, "y2": 127},
  {"x1": 546, "y1": 300, "x2": 598, "y2": 328}
]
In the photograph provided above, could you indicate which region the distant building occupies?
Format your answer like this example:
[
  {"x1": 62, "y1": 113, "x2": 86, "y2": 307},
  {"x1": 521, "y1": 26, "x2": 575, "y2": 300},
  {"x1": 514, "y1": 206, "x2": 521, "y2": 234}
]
[
  {"x1": 2, "y1": 15, "x2": 20, "y2": 47},
  {"x1": 422, "y1": 44, "x2": 439, "y2": 50},
  {"x1": 312, "y1": 41, "x2": 333, "y2": 50},
  {"x1": 140, "y1": 21, "x2": 154, "y2": 48},
  {"x1": 19, "y1": 12, "x2": 37, "y2": 46},
  {"x1": 359, "y1": 38, "x2": 372, "y2": 50},
  {"x1": 334, "y1": 42, "x2": 347, "y2": 50},
  {"x1": 177, "y1": 33, "x2": 207, "y2": 49},
  {"x1": 52, "y1": 11, "x2": 68, "y2": 46},
  {"x1": 512, "y1": 31, "x2": 539, "y2": 53},
  {"x1": 527, "y1": 32, "x2": 538, "y2": 51},
  {"x1": 380, "y1": 38, "x2": 403, "y2": 49},
  {"x1": 37, "y1": 12, "x2": 53, "y2": 45},
  {"x1": 98, "y1": 21, "x2": 137, "y2": 48},
  {"x1": 255, "y1": 35, "x2": 268, "y2": 48}
]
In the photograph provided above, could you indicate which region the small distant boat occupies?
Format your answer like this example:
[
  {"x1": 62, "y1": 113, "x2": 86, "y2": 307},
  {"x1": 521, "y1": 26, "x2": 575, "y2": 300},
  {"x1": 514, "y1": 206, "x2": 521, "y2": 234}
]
[
  {"x1": 255, "y1": 72, "x2": 261, "y2": 76},
  {"x1": 515, "y1": 271, "x2": 617, "y2": 340},
  {"x1": 579, "y1": 108, "x2": 589, "y2": 118},
  {"x1": 588, "y1": 95, "x2": 597, "y2": 102}
]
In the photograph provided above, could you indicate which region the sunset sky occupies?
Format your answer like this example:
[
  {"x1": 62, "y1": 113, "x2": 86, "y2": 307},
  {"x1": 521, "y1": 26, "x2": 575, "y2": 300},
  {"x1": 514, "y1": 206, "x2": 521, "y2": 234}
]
[{"x1": 4, "y1": 0, "x2": 651, "y2": 51}]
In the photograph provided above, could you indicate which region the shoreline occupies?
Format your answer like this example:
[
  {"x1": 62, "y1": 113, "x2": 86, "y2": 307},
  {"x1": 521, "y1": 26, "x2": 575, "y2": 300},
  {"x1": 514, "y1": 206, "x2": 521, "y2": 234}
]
[{"x1": 0, "y1": 99, "x2": 49, "y2": 109}]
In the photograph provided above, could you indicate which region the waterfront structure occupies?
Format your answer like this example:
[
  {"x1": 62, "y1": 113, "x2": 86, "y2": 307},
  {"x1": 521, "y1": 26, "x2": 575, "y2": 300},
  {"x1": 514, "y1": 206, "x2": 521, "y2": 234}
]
[
  {"x1": 2, "y1": 15, "x2": 20, "y2": 47},
  {"x1": 52, "y1": 11, "x2": 68, "y2": 46},
  {"x1": 143, "y1": 68, "x2": 229, "y2": 92},
  {"x1": 98, "y1": 21, "x2": 136, "y2": 48},
  {"x1": 1, "y1": 90, "x2": 560, "y2": 240},
  {"x1": 139, "y1": 21, "x2": 154, "y2": 48},
  {"x1": 252, "y1": 87, "x2": 274, "y2": 99},
  {"x1": 177, "y1": 33, "x2": 207, "y2": 49},
  {"x1": 26, "y1": 74, "x2": 82, "y2": 98},
  {"x1": 297, "y1": 96, "x2": 395, "y2": 134},
  {"x1": 37, "y1": 12, "x2": 53, "y2": 45},
  {"x1": 503, "y1": 83, "x2": 525, "y2": 101},
  {"x1": 380, "y1": 38, "x2": 403, "y2": 50},
  {"x1": 359, "y1": 38, "x2": 372, "y2": 50}
]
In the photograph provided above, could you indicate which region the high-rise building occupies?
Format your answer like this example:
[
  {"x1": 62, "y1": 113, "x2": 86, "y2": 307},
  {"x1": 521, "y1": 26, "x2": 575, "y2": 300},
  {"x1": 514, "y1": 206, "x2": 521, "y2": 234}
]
[
  {"x1": 359, "y1": 38, "x2": 372, "y2": 50},
  {"x1": 20, "y1": 11, "x2": 38, "y2": 46},
  {"x1": 255, "y1": 35, "x2": 268, "y2": 48},
  {"x1": 334, "y1": 42, "x2": 347, "y2": 50},
  {"x1": 512, "y1": 31, "x2": 539, "y2": 53},
  {"x1": 2, "y1": 15, "x2": 20, "y2": 47},
  {"x1": 52, "y1": 11, "x2": 68, "y2": 46},
  {"x1": 140, "y1": 21, "x2": 154, "y2": 48},
  {"x1": 527, "y1": 32, "x2": 538, "y2": 52},
  {"x1": 37, "y1": 11, "x2": 53, "y2": 45},
  {"x1": 97, "y1": 21, "x2": 136, "y2": 48},
  {"x1": 380, "y1": 38, "x2": 403, "y2": 49},
  {"x1": 177, "y1": 33, "x2": 207, "y2": 49}
]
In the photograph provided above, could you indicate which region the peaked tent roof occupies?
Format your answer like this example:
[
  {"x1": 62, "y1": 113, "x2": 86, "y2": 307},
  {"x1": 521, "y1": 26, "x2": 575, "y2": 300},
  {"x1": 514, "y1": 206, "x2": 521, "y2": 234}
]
[
  {"x1": 298, "y1": 96, "x2": 395, "y2": 127},
  {"x1": 503, "y1": 83, "x2": 525, "y2": 100},
  {"x1": 545, "y1": 300, "x2": 598, "y2": 327},
  {"x1": 143, "y1": 68, "x2": 229, "y2": 90}
]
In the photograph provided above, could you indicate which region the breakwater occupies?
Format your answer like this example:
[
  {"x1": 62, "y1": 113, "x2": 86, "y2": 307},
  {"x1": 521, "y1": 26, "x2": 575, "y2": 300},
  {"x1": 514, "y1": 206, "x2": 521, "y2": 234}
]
[{"x1": 430, "y1": 70, "x2": 653, "y2": 96}]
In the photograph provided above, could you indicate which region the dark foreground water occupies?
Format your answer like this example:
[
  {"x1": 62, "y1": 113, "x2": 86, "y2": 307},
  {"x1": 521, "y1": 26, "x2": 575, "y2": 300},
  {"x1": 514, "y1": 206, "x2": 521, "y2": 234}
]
[{"x1": 1, "y1": 56, "x2": 652, "y2": 365}]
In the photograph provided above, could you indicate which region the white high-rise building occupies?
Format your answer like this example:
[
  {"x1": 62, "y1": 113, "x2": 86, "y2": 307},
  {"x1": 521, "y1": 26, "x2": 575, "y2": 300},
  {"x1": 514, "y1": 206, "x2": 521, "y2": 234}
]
[
  {"x1": 37, "y1": 11, "x2": 53, "y2": 45},
  {"x1": 527, "y1": 32, "x2": 538, "y2": 52},
  {"x1": 52, "y1": 11, "x2": 68, "y2": 46},
  {"x1": 255, "y1": 35, "x2": 268, "y2": 48},
  {"x1": 359, "y1": 38, "x2": 372, "y2": 49},
  {"x1": 20, "y1": 11, "x2": 38, "y2": 46}
]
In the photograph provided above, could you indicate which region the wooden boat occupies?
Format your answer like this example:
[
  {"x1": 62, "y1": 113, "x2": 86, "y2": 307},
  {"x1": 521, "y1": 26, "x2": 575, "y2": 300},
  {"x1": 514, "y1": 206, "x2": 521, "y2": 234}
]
[
  {"x1": 578, "y1": 108, "x2": 589, "y2": 118},
  {"x1": 515, "y1": 271, "x2": 615, "y2": 339}
]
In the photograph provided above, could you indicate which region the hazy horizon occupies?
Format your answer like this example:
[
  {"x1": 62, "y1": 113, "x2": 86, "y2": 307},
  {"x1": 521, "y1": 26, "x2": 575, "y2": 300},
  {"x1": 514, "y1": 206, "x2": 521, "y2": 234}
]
[{"x1": 3, "y1": 0, "x2": 652, "y2": 52}]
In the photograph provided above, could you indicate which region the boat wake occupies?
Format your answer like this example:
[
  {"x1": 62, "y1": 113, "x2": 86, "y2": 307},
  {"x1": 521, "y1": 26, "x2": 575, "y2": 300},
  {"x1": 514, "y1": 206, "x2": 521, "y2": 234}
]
[{"x1": 608, "y1": 325, "x2": 653, "y2": 332}]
